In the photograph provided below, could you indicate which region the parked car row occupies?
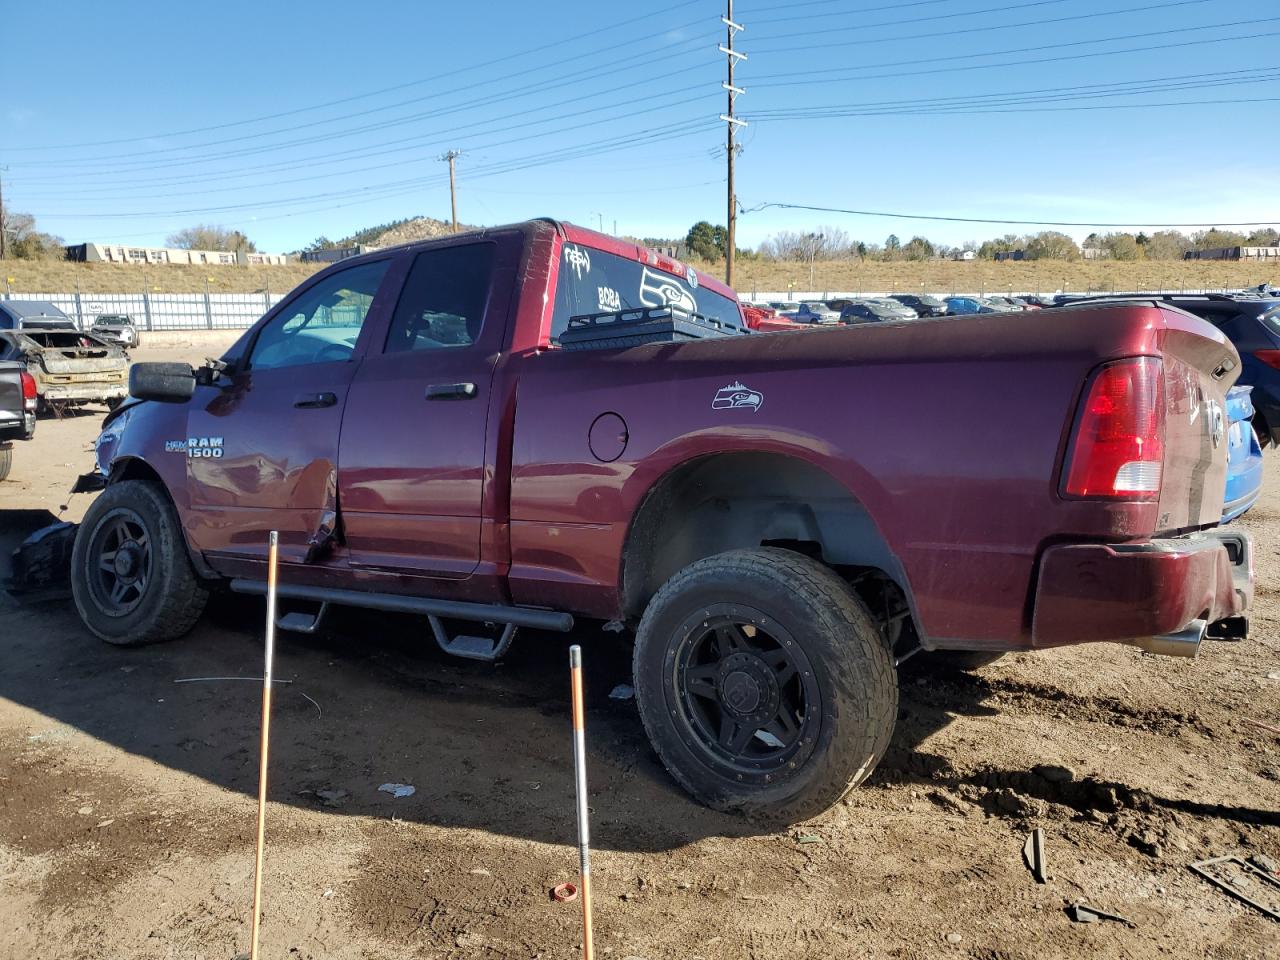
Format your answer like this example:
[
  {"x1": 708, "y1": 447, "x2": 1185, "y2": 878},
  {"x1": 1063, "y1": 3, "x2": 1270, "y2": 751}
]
[{"x1": 760, "y1": 293, "x2": 1054, "y2": 324}]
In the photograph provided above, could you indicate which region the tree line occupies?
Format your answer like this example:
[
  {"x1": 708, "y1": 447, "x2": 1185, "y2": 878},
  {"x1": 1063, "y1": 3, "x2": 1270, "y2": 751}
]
[{"x1": 674, "y1": 220, "x2": 1279, "y2": 263}]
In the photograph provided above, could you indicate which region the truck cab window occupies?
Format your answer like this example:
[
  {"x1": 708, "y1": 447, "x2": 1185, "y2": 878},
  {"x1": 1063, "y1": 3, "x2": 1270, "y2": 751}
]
[
  {"x1": 385, "y1": 244, "x2": 495, "y2": 353},
  {"x1": 249, "y1": 260, "x2": 390, "y2": 370},
  {"x1": 550, "y1": 244, "x2": 739, "y2": 343}
]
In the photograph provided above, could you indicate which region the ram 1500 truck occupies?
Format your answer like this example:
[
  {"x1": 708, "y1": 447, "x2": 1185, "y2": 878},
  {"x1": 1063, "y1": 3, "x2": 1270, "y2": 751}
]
[{"x1": 69, "y1": 219, "x2": 1253, "y2": 820}]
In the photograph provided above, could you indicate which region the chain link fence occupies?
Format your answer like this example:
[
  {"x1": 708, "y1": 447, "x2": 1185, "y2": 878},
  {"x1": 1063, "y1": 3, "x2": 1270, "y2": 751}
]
[{"x1": 3, "y1": 291, "x2": 286, "y2": 331}]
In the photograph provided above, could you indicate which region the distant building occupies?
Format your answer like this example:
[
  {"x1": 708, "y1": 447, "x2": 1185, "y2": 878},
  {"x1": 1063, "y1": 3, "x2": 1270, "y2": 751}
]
[
  {"x1": 994, "y1": 250, "x2": 1027, "y2": 262},
  {"x1": 1081, "y1": 246, "x2": 1107, "y2": 260},
  {"x1": 1184, "y1": 244, "x2": 1280, "y2": 262},
  {"x1": 66, "y1": 243, "x2": 288, "y2": 266},
  {"x1": 299, "y1": 244, "x2": 377, "y2": 263},
  {"x1": 951, "y1": 250, "x2": 976, "y2": 261}
]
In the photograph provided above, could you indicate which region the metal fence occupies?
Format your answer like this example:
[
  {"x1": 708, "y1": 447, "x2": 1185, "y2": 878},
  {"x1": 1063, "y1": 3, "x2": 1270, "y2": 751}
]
[{"x1": 3, "y1": 291, "x2": 286, "y2": 331}]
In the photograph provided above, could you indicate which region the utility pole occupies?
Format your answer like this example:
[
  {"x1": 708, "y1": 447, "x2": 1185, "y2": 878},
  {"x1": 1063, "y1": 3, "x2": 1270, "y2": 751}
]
[
  {"x1": 0, "y1": 167, "x2": 6, "y2": 260},
  {"x1": 440, "y1": 150, "x2": 461, "y2": 232},
  {"x1": 719, "y1": 3, "x2": 746, "y2": 287}
]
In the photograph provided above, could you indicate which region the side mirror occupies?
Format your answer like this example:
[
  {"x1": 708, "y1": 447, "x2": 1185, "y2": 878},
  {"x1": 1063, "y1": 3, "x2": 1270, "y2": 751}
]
[{"x1": 129, "y1": 362, "x2": 196, "y2": 403}]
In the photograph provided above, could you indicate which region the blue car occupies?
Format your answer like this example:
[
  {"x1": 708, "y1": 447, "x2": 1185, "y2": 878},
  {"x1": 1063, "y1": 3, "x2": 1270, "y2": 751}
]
[
  {"x1": 1223, "y1": 385, "x2": 1264, "y2": 522},
  {"x1": 943, "y1": 296, "x2": 998, "y2": 315}
]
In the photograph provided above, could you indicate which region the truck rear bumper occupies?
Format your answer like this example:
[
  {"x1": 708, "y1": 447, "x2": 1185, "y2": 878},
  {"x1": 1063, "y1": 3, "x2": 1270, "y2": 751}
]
[
  {"x1": 1031, "y1": 529, "x2": 1252, "y2": 653},
  {"x1": 39, "y1": 384, "x2": 127, "y2": 402}
]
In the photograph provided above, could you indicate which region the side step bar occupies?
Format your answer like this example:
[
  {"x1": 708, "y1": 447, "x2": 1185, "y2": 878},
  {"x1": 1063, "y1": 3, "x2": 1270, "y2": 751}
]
[{"x1": 230, "y1": 579, "x2": 574, "y2": 661}]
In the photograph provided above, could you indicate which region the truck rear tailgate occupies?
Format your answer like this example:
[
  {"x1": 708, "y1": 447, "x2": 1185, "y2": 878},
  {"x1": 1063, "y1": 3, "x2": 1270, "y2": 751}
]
[
  {"x1": 0, "y1": 361, "x2": 25, "y2": 429},
  {"x1": 1154, "y1": 306, "x2": 1239, "y2": 534}
]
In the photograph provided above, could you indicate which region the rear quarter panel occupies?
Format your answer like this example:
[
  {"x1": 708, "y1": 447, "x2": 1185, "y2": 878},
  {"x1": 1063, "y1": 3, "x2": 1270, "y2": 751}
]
[{"x1": 507, "y1": 307, "x2": 1207, "y2": 644}]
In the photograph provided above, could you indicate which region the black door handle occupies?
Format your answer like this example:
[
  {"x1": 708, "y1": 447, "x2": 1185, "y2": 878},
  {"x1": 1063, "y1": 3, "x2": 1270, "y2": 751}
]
[
  {"x1": 426, "y1": 382, "x2": 478, "y2": 401},
  {"x1": 294, "y1": 391, "x2": 337, "y2": 409}
]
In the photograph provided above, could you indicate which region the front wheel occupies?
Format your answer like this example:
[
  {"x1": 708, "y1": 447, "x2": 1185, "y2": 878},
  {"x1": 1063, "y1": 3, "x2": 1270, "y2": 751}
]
[
  {"x1": 71, "y1": 479, "x2": 210, "y2": 645},
  {"x1": 633, "y1": 548, "x2": 898, "y2": 821}
]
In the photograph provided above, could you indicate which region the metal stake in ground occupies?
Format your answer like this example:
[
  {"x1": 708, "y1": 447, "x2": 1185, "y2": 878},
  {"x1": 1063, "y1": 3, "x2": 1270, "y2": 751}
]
[
  {"x1": 249, "y1": 531, "x2": 280, "y2": 960},
  {"x1": 569, "y1": 645, "x2": 595, "y2": 960}
]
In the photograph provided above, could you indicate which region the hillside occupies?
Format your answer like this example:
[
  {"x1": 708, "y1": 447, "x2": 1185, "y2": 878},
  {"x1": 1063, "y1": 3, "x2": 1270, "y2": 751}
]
[
  {"x1": 369, "y1": 216, "x2": 478, "y2": 247},
  {"x1": 3, "y1": 252, "x2": 1274, "y2": 298},
  {"x1": 701, "y1": 256, "x2": 1280, "y2": 297}
]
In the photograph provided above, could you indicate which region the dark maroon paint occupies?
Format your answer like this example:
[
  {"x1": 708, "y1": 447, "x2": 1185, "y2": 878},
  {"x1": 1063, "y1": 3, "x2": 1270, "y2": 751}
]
[{"x1": 99, "y1": 220, "x2": 1250, "y2": 651}]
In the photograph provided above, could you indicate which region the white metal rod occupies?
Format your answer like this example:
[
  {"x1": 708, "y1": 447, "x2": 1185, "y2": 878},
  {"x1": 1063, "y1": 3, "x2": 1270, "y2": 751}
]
[
  {"x1": 249, "y1": 530, "x2": 279, "y2": 960},
  {"x1": 569, "y1": 645, "x2": 594, "y2": 960}
]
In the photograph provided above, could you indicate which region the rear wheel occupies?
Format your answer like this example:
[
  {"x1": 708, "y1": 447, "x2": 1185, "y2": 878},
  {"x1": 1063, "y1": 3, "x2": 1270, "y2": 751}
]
[
  {"x1": 633, "y1": 548, "x2": 898, "y2": 821},
  {"x1": 71, "y1": 479, "x2": 209, "y2": 646},
  {"x1": 0, "y1": 443, "x2": 11, "y2": 481}
]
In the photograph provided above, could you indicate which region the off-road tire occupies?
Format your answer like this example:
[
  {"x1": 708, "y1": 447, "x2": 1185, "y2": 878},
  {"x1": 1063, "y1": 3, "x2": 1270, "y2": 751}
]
[
  {"x1": 0, "y1": 443, "x2": 11, "y2": 482},
  {"x1": 633, "y1": 547, "x2": 898, "y2": 821},
  {"x1": 71, "y1": 479, "x2": 209, "y2": 646}
]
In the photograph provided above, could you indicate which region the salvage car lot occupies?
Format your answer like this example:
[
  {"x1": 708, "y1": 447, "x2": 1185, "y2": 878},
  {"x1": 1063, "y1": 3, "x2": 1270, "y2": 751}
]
[{"x1": 1, "y1": 341, "x2": 1278, "y2": 959}]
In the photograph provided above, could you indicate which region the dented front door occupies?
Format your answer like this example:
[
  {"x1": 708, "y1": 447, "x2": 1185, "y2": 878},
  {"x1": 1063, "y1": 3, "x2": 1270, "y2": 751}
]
[{"x1": 183, "y1": 258, "x2": 396, "y2": 566}]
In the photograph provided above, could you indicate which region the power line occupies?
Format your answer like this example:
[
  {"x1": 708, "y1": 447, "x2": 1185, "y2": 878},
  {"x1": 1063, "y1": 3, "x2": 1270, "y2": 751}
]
[
  {"x1": 3, "y1": 0, "x2": 708, "y2": 152},
  {"x1": 35, "y1": 119, "x2": 721, "y2": 221},
  {"x1": 15, "y1": 88, "x2": 721, "y2": 217},
  {"x1": 751, "y1": 0, "x2": 1215, "y2": 54},
  {"x1": 747, "y1": 69, "x2": 1280, "y2": 119},
  {"x1": 740, "y1": 0, "x2": 957, "y2": 24},
  {"x1": 8, "y1": 33, "x2": 721, "y2": 171},
  {"x1": 13, "y1": 76, "x2": 722, "y2": 198},
  {"x1": 751, "y1": 0, "x2": 1078, "y2": 42},
  {"x1": 743, "y1": 202, "x2": 1279, "y2": 229},
  {"x1": 758, "y1": 94, "x2": 1280, "y2": 121},
  {"x1": 747, "y1": 23, "x2": 1280, "y2": 89}
]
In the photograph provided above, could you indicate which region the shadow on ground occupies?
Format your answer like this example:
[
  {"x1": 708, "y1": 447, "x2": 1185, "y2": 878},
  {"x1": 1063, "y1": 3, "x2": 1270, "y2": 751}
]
[{"x1": 5, "y1": 507, "x2": 1269, "y2": 855}]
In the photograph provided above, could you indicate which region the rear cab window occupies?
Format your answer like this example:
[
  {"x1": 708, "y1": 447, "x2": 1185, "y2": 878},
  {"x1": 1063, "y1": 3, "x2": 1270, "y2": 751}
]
[{"x1": 550, "y1": 242, "x2": 741, "y2": 344}]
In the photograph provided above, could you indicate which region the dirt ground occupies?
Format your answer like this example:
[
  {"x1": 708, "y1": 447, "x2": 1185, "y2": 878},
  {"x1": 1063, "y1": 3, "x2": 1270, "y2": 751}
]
[{"x1": 1, "y1": 343, "x2": 1278, "y2": 959}]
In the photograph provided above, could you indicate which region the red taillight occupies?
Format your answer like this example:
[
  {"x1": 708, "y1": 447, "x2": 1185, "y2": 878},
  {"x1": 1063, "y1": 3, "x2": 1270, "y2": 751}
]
[
  {"x1": 1063, "y1": 357, "x2": 1165, "y2": 500},
  {"x1": 20, "y1": 372, "x2": 37, "y2": 411},
  {"x1": 1255, "y1": 349, "x2": 1280, "y2": 371}
]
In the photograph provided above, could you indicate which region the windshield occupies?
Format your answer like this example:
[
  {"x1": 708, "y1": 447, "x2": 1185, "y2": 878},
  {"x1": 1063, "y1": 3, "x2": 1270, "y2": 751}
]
[
  {"x1": 802, "y1": 302, "x2": 827, "y2": 311},
  {"x1": 94, "y1": 316, "x2": 132, "y2": 325},
  {"x1": 551, "y1": 243, "x2": 740, "y2": 342}
]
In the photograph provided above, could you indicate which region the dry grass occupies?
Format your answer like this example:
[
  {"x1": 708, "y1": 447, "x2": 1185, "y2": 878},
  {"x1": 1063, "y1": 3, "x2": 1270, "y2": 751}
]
[
  {"x1": 1, "y1": 260, "x2": 324, "y2": 295},
  {"x1": 695, "y1": 257, "x2": 1280, "y2": 296},
  {"x1": 2, "y1": 255, "x2": 1275, "y2": 298}
]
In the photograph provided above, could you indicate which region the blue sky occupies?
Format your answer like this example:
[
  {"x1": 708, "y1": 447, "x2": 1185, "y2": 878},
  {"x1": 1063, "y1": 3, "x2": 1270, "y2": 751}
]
[{"x1": 4, "y1": 0, "x2": 1277, "y2": 252}]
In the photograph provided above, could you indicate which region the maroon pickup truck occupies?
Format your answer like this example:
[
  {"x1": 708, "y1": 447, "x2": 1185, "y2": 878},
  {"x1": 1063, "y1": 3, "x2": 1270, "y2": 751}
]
[{"x1": 71, "y1": 219, "x2": 1252, "y2": 820}]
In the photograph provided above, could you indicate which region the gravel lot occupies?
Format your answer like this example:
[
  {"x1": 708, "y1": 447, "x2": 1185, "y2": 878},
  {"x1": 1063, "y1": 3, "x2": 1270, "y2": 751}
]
[{"x1": 0, "y1": 343, "x2": 1277, "y2": 959}]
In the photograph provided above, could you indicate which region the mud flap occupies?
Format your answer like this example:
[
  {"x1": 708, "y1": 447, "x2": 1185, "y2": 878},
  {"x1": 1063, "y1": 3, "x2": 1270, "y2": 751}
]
[{"x1": 5, "y1": 521, "x2": 77, "y2": 600}]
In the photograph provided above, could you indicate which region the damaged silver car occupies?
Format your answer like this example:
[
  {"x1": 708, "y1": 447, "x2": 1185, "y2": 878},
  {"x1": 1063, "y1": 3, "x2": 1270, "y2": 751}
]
[{"x1": 0, "y1": 329, "x2": 129, "y2": 415}]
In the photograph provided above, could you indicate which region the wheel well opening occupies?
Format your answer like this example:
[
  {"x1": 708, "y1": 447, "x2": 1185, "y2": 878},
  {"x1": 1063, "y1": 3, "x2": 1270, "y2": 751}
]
[
  {"x1": 621, "y1": 452, "x2": 910, "y2": 622},
  {"x1": 107, "y1": 457, "x2": 217, "y2": 580}
]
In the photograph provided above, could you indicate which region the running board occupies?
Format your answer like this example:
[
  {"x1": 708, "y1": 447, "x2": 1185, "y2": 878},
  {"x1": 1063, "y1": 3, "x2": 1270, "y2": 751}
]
[{"x1": 231, "y1": 579, "x2": 573, "y2": 639}]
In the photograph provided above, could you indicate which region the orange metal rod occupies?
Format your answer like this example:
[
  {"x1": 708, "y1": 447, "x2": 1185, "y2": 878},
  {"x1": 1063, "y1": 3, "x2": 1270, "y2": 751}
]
[
  {"x1": 249, "y1": 530, "x2": 279, "y2": 960},
  {"x1": 569, "y1": 645, "x2": 594, "y2": 960}
]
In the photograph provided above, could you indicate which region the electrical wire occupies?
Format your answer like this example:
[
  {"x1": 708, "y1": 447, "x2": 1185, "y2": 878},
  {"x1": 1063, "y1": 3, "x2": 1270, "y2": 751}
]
[
  {"x1": 748, "y1": 23, "x2": 1280, "y2": 89},
  {"x1": 8, "y1": 33, "x2": 721, "y2": 170},
  {"x1": 3, "y1": 0, "x2": 708, "y2": 152},
  {"x1": 35, "y1": 119, "x2": 722, "y2": 220},
  {"x1": 743, "y1": 201, "x2": 1279, "y2": 229},
  {"x1": 751, "y1": 0, "x2": 1215, "y2": 55},
  {"x1": 746, "y1": 69, "x2": 1280, "y2": 119}
]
